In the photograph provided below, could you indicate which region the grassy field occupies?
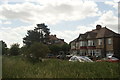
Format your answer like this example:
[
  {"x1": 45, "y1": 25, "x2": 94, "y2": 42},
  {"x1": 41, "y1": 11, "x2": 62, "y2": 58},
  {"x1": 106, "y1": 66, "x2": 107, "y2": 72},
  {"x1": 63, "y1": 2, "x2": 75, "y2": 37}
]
[
  {"x1": 2, "y1": 56, "x2": 120, "y2": 78},
  {"x1": 0, "y1": 56, "x2": 2, "y2": 79}
]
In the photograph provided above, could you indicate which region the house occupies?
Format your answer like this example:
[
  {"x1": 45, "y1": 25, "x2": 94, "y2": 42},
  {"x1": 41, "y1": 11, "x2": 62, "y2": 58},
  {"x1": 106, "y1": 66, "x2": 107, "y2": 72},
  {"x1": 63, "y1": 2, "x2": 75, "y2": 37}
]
[
  {"x1": 70, "y1": 25, "x2": 120, "y2": 59},
  {"x1": 48, "y1": 35, "x2": 65, "y2": 45}
]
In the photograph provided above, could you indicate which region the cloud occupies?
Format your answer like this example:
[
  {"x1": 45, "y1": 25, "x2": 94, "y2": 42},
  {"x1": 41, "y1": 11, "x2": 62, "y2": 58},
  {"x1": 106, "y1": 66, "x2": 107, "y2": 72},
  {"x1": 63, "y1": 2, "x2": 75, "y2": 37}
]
[
  {"x1": 93, "y1": 10, "x2": 118, "y2": 32},
  {"x1": 0, "y1": 20, "x2": 2, "y2": 24},
  {"x1": 0, "y1": 1, "x2": 99, "y2": 25},
  {"x1": 2, "y1": 21, "x2": 12, "y2": 24},
  {"x1": 0, "y1": 24, "x2": 93, "y2": 47},
  {"x1": 51, "y1": 25, "x2": 93, "y2": 43},
  {"x1": 104, "y1": 1, "x2": 118, "y2": 9},
  {"x1": 0, "y1": 25, "x2": 35, "y2": 47}
]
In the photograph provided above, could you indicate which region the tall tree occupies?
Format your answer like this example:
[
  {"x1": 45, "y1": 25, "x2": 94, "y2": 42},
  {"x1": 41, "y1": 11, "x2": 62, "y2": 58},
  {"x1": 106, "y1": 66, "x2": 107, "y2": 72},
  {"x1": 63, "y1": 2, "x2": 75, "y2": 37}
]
[{"x1": 23, "y1": 23, "x2": 50, "y2": 46}]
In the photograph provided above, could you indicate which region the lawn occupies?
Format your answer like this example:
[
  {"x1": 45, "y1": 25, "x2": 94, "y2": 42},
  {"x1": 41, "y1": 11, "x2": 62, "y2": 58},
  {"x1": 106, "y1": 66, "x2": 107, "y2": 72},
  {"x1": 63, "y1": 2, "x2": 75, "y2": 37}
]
[{"x1": 2, "y1": 56, "x2": 120, "y2": 78}]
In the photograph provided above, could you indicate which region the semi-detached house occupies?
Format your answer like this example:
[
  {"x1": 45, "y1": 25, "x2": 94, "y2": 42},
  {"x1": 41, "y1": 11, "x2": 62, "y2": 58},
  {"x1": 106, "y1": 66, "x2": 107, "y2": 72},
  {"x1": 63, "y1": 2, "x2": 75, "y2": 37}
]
[{"x1": 70, "y1": 25, "x2": 120, "y2": 59}]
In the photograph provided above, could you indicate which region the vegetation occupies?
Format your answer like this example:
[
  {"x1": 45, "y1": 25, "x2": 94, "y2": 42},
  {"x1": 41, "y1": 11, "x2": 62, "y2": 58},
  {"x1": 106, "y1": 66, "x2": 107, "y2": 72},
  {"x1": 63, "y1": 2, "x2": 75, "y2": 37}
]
[
  {"x1": 25, "y1": 42, "x2": 50, "y2": 62},
  {"x1": 1, "y1": 40, "x2": 8, "y2": 55},
  {"x1": 2, "y1": 56, "x2": 120, "y2": 78},
  {"x1": 2, "y1": 23, "x2": 119, "y2": 79},
  {"x1": 48, "y1": 44, "x2": 62, "y2": 55},
  {"x1": 9, "y1": 43, "x2": 20, "y2": 56},
  {"x1": 49, "y1": 43, "x2": 70, "y2": 55},
  {"x1": 61, "y1": 43, "x2": 70, "y2": 54},
  {"x1": 23, "y1": 23, "x2": 50, "y2": 46}
]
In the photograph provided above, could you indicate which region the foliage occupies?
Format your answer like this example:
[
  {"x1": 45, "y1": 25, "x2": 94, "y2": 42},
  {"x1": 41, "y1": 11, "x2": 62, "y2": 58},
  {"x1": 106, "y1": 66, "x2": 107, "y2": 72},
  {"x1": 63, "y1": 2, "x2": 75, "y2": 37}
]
[
  {"x1": 61, "y1": 43, "x2": 70, "y2": 54},
  {"x1": 2, "y1": 56, "x2": 120, "y2": 78},
  {"x1": 48, "y1": 43, "x2": 70, "y2": 55},
  {"x1": 23, "y1": 23, "x2": 50, "y2": 46},
  {"x1": 26, "y1": 42, "x2": 50, "y2": 62},
  {"x1": 10, "y1": 43, "x2": 20, "y2": 56},
  {"x1": 48, "y1": 44, "x2": 61, "y2": 55},
  {"x1": 20, "y1": 45, "x2": 28, "y2": 55},
  {"x1": 0, "y1": 40, "x2": 8, "y2": 55}
]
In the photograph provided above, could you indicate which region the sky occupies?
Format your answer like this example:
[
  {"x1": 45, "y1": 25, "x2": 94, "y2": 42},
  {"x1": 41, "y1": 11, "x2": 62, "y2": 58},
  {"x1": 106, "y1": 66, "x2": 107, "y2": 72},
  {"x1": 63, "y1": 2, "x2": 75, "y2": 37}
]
[{"x1": 0, "y1": 0, "x2": 119, "y2": 48}]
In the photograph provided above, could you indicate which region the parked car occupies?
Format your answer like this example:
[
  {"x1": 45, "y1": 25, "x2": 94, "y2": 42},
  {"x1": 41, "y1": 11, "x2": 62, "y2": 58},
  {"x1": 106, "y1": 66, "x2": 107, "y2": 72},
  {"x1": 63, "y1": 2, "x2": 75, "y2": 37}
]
[
  {"x1": 56, "y1": 55, "x2": 62, "y2": 59},
  {"x1": 66, "y1": 54, "x2": 73, "y2": 59},
  {"x1": 69, "y1": 56, "x2": 93, "y2": 62},
  {"x1": 56, "y1": 55, "x2": 66, "y2": 59},
  {"x1": 96, "y1": 57, "x2": 120, "y2": 62}
]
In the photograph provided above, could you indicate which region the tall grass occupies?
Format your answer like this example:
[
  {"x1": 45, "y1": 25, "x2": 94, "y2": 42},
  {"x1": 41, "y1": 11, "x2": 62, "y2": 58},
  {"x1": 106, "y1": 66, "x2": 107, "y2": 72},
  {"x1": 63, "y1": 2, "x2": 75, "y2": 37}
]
[
  {"x1": 2, "y1": 56, "x2": 120, "y2": 78},
  {"x1": 0, "y1": 56, "x2": 2, "y2": 79}
]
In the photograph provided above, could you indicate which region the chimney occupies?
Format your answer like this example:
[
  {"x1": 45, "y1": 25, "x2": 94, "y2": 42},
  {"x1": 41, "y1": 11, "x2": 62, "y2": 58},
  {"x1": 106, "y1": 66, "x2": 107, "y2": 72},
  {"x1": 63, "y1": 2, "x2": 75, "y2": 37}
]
[
  {"x1": 96, "y1": 25, "x2": 102, "y2": 30},
  {"x1": 54, "y1": 35, "x2": 56, "y2": 37}
]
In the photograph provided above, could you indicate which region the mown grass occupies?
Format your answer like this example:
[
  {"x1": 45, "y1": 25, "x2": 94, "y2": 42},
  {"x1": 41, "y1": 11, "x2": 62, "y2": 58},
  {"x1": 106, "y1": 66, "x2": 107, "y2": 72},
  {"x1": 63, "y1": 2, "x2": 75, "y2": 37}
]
[{"x1": 2, "y1": 56, "x2": 120, "y2": 78}]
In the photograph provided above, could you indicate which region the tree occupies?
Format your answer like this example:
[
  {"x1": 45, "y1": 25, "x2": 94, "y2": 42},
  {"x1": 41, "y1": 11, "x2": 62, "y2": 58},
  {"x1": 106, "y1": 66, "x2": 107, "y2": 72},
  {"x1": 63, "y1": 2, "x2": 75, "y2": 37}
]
[
  {"x1": 48, "y1": 43, "x2": 70, "y2": 55},
  {"x1": 0, "y1": 41, "x2": 8, "y2": 55},
  {"x1": 26, "y1": 42, "x2": 50, "y2": 62},
  {"x1": 20, "y1": 45, "x2": 28, "y2": 55},
  {"x1": 61, "y1": 43, "x2": 70, "y2": 54},
  {"x1": 23, "y1": 23, "x2": 50, "y2": 46},
  {"x1": 48, "y1": 44, "x2": 61, "y2": 55},
  {"x1": 10, "y1": 43, "x2": 20, "y2": 56}
]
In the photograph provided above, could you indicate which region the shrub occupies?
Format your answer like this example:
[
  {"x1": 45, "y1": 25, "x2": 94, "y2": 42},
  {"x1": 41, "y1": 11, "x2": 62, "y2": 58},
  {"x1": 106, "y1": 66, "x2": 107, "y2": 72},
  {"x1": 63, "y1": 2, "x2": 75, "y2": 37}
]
[
  {"x1": 10, "y1": 43, "x2": 20, "y2": 56},
  {"x1": 26, "y1": 42, "x2": 50, "y2": 62}
]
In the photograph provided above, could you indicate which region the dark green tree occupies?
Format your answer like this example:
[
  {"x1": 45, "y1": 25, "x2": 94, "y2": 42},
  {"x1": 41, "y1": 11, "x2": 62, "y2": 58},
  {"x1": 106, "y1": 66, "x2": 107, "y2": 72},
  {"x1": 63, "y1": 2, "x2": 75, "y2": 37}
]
[
  {"x1": 26, "y1": 42, "x2": 50, "y2": 62},
  {"x1": 0, "y1": 41, "x2": 8, "y2": 55},
  {"x1": 61, "y1": 43, "x2": 70, "y2": 54},
  {"x1": 20, "y1": 45, "x2": 28, "y2": 55},
  {"x1": 10, "y1": 43, "x2": 20, "y2": 56},
  {"x1": 23, "y1": 23, "x2": 50, "y2": 47},
  {"x1": 49, "y1": 44, "x2": 61, "y2": 55}
]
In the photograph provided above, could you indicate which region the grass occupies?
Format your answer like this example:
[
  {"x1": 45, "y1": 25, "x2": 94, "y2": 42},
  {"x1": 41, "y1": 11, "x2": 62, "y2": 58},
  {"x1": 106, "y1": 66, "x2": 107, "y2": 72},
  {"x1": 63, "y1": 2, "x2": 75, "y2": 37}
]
[
  {"x1": 0, "y1": 56, "x2": 2, "y2": 79},
  {"x1": 2, "y1": 55, "x2": 120, "y2": 78}
]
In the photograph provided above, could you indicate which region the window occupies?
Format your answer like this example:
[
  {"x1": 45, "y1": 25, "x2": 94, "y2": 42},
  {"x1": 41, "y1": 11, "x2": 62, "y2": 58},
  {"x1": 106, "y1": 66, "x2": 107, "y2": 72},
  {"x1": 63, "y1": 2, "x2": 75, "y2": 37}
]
[
  {"x1": 80, "y1": 41, "x2": 82, "y2": 46},
  {"x1": 88, "y1": 50, "x2": 95, "y2": 56},
  {"x1": 98, "y1": 39, "x2": 102, "y2": 45},
  {"x1": 76, "y1": 42, "x2": 79, "y2": 48},
  {"x1": 88, "y1": 40, "x2": 94, "y2": 46},
  {"x1": 80, "y1": 41, "x2": 87, "y2": 46},
  {"x1": 108, "y1": 38, "x2": 112, "y2": 44},
  {"x1": 71, "y1": 42, "x2": 75, "y2": 49}
]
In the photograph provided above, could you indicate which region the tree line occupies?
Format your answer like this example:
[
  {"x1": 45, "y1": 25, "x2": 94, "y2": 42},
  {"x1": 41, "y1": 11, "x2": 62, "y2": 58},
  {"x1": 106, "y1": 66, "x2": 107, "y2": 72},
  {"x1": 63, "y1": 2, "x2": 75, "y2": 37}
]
[{"x1": 1, "y1": 23, "x2": 70, "y2": 62}]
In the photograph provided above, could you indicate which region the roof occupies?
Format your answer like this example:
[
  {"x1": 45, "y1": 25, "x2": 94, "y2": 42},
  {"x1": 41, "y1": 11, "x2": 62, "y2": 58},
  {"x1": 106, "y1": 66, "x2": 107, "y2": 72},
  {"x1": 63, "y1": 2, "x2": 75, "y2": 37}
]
[
  {"x1": 96, "y1": 27, "x2": 120, "y2": 38},
  {"x1": 70, "y1": 25, "x2": 120, "y2": 43},
  {"x1": 49, "y1": 35, "x2": 58, "y2": 40}
]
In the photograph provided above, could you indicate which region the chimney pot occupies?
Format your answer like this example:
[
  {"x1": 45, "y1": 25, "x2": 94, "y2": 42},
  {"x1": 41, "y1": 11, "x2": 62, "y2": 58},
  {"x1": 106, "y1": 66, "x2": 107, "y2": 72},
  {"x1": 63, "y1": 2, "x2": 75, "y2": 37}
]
[{"x1": 96, "y1": 25, "x2": 102, "y2": 30}]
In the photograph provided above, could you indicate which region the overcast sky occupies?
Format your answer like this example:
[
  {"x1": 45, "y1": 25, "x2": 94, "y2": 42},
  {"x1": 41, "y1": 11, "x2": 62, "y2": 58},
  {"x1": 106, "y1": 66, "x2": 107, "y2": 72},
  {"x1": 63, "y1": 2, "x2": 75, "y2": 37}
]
[{"x1": 0, "y1": 0, "x2": 119, "y2": 47}]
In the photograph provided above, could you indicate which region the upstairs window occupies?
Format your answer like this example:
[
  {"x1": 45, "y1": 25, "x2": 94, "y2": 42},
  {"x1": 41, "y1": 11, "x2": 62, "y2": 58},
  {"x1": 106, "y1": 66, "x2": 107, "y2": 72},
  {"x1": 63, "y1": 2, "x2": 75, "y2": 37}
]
[
  {"x1": 98, "y1": 39, "x2": 102, "y2": 45},
  {"x1": 80, "y1": 41, "x2": 83, "y2": 47},
  {"x1": 71, "y1": 42, "x2": 76, "y2": 49},
  {"x1": 76, "y1": 42, "x2": 79, "y2": 48},
  {"x1": 108, "y1": 38, "x2": 112, "y2": 44},
  {"x1": 80, "y1": 41, "x2": 87, "y2": 46},
  {"x1": 88, "y1": 40, "x2": 94, "y2": 46}
]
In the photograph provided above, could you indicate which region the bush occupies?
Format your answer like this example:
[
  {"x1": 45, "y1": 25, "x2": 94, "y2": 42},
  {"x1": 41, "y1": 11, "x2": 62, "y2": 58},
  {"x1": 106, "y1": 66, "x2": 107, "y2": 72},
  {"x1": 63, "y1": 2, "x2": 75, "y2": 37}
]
[
  {"x1": 10, "y1": 43, "x2": 20, "y2": 56},
  {"x1": 26, "y1": 42, "x2": 50, "y2": 62}
]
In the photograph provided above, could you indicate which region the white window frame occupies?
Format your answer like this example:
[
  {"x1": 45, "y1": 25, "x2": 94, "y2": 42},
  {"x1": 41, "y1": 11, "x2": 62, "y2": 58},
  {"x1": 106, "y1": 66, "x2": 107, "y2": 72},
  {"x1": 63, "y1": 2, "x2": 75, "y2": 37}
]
[
  {"x1": 98, "y1": 39, "x2": 102, "y2": 45},
  {"x1": 76, "y1": 42, "x2": 79, "y2": 48},
  {"x1": 88, "y1": 40, "x2": 94, "y2": 46},
  {"x1": 71, "y1": 42, "x2": 75, "y2": 49},
  {"x1": 108, "y1": 38, "x2": 112, "y2": 44}
]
